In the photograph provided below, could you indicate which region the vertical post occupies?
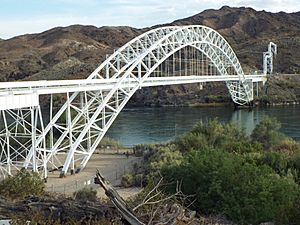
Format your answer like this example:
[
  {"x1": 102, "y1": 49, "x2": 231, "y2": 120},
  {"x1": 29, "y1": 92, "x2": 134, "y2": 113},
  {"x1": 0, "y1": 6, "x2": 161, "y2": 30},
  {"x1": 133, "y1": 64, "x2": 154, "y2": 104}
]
[
  {"x1": 31, "y1": 106, "x2": 37, "y2": 173},
  {"x1": 148, "y1": 53, "x2": 151, "y2": 69},
  {"x1": 38, "y1": 105, "x2": 47, "y2": 179},
  {"x1": 2, "y1": 111, "x2": 11, "y2": 175},
  {"x1": 138, "y1": 62, "x2": 142, "y2": 89},
  {"x1": 102, "y1": 107, "x2": 106, "y2": 129},
  {"x1": 67, "y1": 92, "x2": 74, "y2": 174},
  {"x1": 156, "y1": 47, "x2": 159, "y2": 77},
  {"x1": 173, "y1": 54, "x2": 175, "y2": 76},
  {"x1": 50, "y1": 94, "x2": 54, "y2": 167},
  {"x1": 105, "y1": 54, "x2": 109, "y2": 79},
  {"x1": 185, "y1": 48, "x2": 187, "y2": 76},
  {"x1": 116, "y1": 54, "x2": 120, "y2": 70},
  {"x1": 84, "y1": 91, "x2": 91, "y2": 156},
  {"x1": 6, "y1": 132, "x2": 10, "y2": 175},
  {"x1": 179, "y1": 48, "x2": 181, "y2": 76}
]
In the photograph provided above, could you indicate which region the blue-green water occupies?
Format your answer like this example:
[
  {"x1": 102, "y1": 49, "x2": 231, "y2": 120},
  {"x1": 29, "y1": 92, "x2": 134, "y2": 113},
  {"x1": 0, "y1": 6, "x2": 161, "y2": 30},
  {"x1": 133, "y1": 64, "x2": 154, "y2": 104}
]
[{"x1": 106, "y1": 105, "x2": 300, "y2": 147}]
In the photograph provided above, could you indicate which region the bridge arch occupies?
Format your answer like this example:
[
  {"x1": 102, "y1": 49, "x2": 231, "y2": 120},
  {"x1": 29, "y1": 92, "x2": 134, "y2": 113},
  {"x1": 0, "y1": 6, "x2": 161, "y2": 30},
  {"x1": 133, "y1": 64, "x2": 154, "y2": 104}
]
[
  {"x1": 89, "y1": 25, "x2": 252, "y2": 103},
  {"x1": 23, "y1": 26, "x2": 253, "y2": 177}
]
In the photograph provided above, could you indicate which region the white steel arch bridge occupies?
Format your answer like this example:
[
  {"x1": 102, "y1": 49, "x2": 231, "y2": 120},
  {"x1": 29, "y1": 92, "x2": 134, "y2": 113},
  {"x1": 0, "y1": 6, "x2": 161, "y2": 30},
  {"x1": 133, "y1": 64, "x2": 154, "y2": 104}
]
[{"x1": 0, "y1": 25, "x2": 276, "y2": 179}]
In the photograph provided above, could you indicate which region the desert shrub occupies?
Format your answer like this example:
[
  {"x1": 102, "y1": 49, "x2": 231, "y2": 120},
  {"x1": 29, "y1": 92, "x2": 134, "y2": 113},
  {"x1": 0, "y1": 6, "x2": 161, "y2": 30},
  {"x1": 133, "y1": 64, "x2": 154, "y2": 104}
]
[
  {"x1": 274, "y1": 193, "x2": 300, "y2": 225},
  {"x1": 175, "y1": 132, "x2": 208, "y2": 153},
  {"x1": 74, "y1": 187, "x2": 97, "y2": 202},
  {"x1": 272, "y1": 137, "x2": 300, "y2": 153},
  {"x1": 251, "y1": 116, "x2": 284, "y2": 150},
  {"x1": 175, "y1": 119, "x2": 258, "y2": 154},
  {"x1": 133, "y1": 174, "x2": 145, "y2": 187},
  {"x1": 289, "y1": 150, "x2": 300, "y2": 183},
  {"x1": 121, "y1": 173, "x2": 134, "y2": 187},
  {"x1": 137, "y1": 119, "x2": 300, "y2": 224},
  {"x1": 146, "y1": 145, "x2": 183, "y2": 175},
  {"x1": 162, "y1": 149, "x2": 299, "y2": 224},
  {"x1": 99, "y1": 137, "x2": 123, "y2": 149},
  {"x1": 0, "y1": 168, "x2": 45, "y2": 200},
  {"x1": 258, "y1": 151, "x2": 289, "y2": 174},
  {"x1": 134, "y1": 144, "x2": 157, "y2": 158}
]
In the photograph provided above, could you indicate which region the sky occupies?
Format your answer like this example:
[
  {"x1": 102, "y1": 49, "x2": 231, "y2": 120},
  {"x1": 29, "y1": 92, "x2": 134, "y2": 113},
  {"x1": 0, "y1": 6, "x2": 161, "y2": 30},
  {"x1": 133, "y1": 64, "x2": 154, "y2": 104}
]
[{"x1": 0, "y1": 0, "x2": 300, "y2": 39}]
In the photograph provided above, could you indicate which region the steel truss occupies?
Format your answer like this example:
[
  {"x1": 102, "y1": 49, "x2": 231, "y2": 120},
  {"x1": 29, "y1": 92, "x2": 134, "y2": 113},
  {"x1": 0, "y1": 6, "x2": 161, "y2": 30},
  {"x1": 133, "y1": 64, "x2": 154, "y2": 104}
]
[
  {"x1": 0, "y1": 25, "x2": 262, "y2": 178},
  {"x1": 263, "y1": 42, "x2": 277, "y2": 75}
]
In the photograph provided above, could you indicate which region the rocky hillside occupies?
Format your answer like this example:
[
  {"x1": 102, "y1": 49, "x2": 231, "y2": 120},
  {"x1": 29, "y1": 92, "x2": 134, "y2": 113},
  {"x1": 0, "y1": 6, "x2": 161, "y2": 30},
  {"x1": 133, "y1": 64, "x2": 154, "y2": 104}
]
[
  {"x1": 1, "y1": 6, "x2": 300, "y2": 105},
  {"x1": 0, "y1": 25, "x2": 140, "y2": 81},
  {"x1": 169, "y1": 6, "x2": 300, "y2": 74}
]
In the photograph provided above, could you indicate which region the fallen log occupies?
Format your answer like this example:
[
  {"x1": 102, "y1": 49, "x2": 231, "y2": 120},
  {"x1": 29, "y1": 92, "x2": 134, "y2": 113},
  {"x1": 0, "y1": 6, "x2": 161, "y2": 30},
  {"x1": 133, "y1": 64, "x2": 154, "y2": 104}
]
[
  {"x1": 95, "y1": 169, "x2": 145, "y2": 225},
  {"x1": 94, "y1": 170, "x2": 197, "y2": 225}
]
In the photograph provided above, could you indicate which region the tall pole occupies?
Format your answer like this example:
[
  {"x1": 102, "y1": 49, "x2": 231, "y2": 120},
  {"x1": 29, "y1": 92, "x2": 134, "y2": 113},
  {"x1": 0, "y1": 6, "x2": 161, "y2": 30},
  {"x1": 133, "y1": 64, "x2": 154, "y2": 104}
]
[
  {"x1": 50, "y1": 94, "x2": 54, "y2": 168},
  {"x1": 31, "y1": 106, "x2": 37, "y2": 172},
  {"x1": 2, "y1": 111, "x2": 11, "y2": 175},
  {"x1": 67, "y1": 92, "x2": 74, "y2": 174}
]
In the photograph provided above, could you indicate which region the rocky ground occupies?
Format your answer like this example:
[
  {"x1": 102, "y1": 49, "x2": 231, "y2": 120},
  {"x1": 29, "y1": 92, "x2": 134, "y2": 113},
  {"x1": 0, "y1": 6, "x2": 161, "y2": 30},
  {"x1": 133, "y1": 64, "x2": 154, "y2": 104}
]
[{"x1": 0, "y1": 194, "x2": 118, "y2": 223}]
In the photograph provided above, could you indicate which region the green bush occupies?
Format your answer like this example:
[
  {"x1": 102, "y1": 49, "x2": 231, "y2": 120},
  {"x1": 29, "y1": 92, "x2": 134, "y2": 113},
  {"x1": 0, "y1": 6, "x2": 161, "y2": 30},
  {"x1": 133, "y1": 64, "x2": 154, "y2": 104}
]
[
  {"x1": 272, "y1": 137, "x2": 300, "y2": 153},
  {"x1": 74, "y1": 187, "x2": 97, "y2": 202},
  {"x1": 290, "y1": 150, "x2": 300, "y2": 183},
  {"x1": 251, "y1": 116, "x2": 284, "y2": 150},
  {"x1": 0, "y1": 168, "x2": 45, "y2": 200},
  {"x1": 162, "y1": 149, "x2": 299, "y2": 224},
  {"x1": 147, "y1": 145, "x2": 183, "y2": 175},
  {"x1": 258, "y1": 151, "x2": 289, "y2": 174},
  {"x1": 136, "y1": 119, "x2": 300, "y2": 224},
  {"x1": 175, "y1": 119, "x2": 258, "y2": 154},
  {"x1": 134, "y1": 144, "x2": 157, "y2": 157},
  {"x1": 133, "y1": 174, "x2": 145, "y2": 187},
  {"x1": 275, "y1": 193, "x2": 300, "y2": 225},
  {"x1": 99, "y1": 137, "x2": 123, "y2": 149},
  {"x1": 121, "y1": 173, "x2": 134, "y2": 188}
]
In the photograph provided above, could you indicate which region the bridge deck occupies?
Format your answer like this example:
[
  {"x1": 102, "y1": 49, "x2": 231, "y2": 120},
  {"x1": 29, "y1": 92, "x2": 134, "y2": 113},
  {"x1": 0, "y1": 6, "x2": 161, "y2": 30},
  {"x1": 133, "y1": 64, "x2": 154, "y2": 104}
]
[{"x1": 0, "y1": 75, "x2": 266, "y2": 96}]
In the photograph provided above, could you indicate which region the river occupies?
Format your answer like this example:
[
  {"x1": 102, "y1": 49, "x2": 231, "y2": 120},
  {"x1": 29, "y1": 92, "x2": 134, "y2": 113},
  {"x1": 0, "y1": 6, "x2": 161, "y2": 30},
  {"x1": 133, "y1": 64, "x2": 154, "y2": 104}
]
[{"x1": 106, "y1": 105, "x2": 300, "y2": 147}]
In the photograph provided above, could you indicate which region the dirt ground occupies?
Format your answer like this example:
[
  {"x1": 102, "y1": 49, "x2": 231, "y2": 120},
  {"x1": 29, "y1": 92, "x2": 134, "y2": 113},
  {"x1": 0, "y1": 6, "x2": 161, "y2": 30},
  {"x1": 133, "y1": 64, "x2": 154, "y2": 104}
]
[{"x1": 45, "y1": 149, "x2": 143, "y2": 198}]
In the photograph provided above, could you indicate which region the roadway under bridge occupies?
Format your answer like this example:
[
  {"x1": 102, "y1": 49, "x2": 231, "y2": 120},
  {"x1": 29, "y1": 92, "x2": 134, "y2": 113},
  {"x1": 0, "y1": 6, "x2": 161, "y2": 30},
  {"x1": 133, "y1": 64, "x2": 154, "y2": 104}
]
[{"x1": 0, "y1": 25, "x2": 276, "y2": 179}]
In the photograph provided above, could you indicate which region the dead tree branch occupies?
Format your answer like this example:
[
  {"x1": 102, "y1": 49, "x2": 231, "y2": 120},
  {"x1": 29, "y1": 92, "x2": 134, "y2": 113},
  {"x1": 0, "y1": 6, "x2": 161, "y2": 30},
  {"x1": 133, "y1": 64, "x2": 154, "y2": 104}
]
[
  {"x1": 94, "y1": 170, "x2": 196, "y2": 225},
  {"x1": 95, "y1": 169, "x2": 145, "y2": 225}
]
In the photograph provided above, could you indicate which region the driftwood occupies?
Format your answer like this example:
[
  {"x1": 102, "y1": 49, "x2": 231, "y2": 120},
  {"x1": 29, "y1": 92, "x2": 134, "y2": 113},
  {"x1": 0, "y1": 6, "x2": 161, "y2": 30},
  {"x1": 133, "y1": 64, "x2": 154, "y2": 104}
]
[
  {"x1": 94, "y1": 169, "x2": 196, "y2": 225},
  {"x1": 95, "y1": 169, "x2": 145, "y2": 225}
]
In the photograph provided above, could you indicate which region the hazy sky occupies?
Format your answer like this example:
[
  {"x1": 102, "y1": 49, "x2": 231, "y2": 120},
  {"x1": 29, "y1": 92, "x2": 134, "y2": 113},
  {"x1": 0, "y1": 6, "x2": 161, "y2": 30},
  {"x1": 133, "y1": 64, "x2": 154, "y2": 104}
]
[{"x1": 0, "y1": 0, "x2": 300, "y2": 39}]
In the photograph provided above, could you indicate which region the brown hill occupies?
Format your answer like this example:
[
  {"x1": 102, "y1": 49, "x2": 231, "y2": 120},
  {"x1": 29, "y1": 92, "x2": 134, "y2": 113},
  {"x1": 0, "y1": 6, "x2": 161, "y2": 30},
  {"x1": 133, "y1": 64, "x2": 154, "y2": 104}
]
[
  {"x1": 0, "y1": 25, "x2": 140, "y2": 81},
  {"x1": 0, "y1": 6, "x2": 300, "y2": 105},
  {"x1": 169, "y1": 6, "x2": 300, "y2": 74}
]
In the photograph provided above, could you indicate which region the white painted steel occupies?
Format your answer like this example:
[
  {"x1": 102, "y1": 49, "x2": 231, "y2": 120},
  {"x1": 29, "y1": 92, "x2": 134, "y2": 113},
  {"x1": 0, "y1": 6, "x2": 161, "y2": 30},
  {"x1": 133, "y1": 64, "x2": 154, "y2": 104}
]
[
  {"x1": 0, "y1": 93, "x2": 39, "y2": 110},
  {"x1": 263, "y1": 42, "x2": 277, "y2": 75},
  {"x1": 0, "y1": 75, "x2": 265, "y2": 96},
  {"x1": 0, "y1": 25, "x2": 270, "y2": 178}
]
